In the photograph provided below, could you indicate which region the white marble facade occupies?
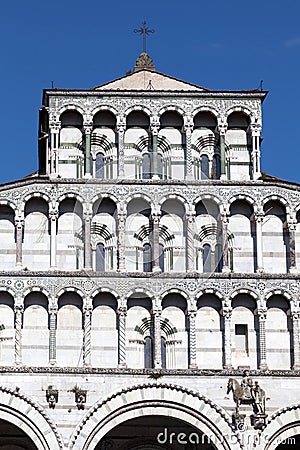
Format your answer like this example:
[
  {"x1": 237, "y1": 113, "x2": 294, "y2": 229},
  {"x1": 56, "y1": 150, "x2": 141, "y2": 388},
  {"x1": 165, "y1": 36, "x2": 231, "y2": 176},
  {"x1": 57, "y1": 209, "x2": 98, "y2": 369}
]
[{"x1": 0, "y1": 54, "x2": 300, "y2": 450}]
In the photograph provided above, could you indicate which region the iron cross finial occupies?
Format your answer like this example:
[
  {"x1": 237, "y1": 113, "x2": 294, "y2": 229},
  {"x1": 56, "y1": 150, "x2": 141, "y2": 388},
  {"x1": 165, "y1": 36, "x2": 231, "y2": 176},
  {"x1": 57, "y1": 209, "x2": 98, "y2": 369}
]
[{"x1": 134, "y1": 20, "x2": 155, "y2": 53}]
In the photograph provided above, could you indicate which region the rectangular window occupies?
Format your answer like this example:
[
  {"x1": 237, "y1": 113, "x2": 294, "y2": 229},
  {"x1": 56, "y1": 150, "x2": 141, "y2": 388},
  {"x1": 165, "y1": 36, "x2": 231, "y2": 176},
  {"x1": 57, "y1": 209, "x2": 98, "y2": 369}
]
[{"x1": 235, "y1": 324, "x2": 249, "y2": 355}]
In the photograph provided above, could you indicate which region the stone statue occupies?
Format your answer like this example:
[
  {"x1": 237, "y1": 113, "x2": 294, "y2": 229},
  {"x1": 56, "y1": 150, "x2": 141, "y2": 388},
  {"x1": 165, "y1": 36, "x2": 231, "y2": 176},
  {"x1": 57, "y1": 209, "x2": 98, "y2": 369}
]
[{"x1": 251, "y1": 381, "x2": 266, "y2": 415}]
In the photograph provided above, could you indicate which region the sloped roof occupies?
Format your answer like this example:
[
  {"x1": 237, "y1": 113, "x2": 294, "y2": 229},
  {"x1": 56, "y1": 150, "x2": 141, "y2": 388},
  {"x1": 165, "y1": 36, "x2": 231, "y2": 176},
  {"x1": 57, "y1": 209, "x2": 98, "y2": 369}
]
[{"x1": 92, "y1": 69, "x2": 209, "y2": 92}]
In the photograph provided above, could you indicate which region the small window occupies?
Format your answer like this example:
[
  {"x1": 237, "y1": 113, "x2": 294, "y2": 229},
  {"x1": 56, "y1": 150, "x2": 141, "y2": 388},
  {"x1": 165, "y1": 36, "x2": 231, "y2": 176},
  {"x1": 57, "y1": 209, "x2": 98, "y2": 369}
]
[
  {"x1": 159, "y1": 243, "x2": 164, "y2": 272},
  {"x1": 201, "y1": 155, "x2": 209, "y2": 179},
  {"x1": 203, "y1": 244, "x2": 211, "y2": 273},
  {"x1": 161, "y1": 336, "x2": 166, "y2": 369},
  {"x1": 96, "y1": 153, "x2": 104, "y2": 179},
  {"x1": 235, "y1": 324, "x2": 249, "y2": 355},
  {"x1": 142, "y1": 153, "x2": 151, "y2": 179},
  {"x1": 144, "y1": 336, "x2": 153, "y2": 368},
  {"x1": 143, "y1": 243, "x2": 152, "y2": 272},
  {"x1": 96, "y1": 243, "x2": 105, "y2": 271}
]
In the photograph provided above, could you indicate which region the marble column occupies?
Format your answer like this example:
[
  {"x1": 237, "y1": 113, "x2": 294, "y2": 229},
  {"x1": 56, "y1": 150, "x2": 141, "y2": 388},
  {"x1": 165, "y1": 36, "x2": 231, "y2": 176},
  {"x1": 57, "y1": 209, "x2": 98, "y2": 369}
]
[
  {"x1": 49, "y1": 208, "x2": 58, "y2": 269},
  {"x1": 255, "y1": 212, "x2": 264, "y2": 273},
  {"x1": 186, "y1": 212, "x2": 195, "y2": 272},
  {"x1": 150, "y1": 120, "x2": 160, "y2": 179},
  {"x1": 83, "y1": 306, "x2": 92, "y2": 367},
  {"x1": 250, "y1": 124, "x2": 261, "y2": 180},
  {"x1": 49, "y1": 306, "x2": 57, "y2": 365},
  {"x1": 222, "y1": 305, "x2": 232, "y2": 369},
  {"x1": 257, "y1": 308, "x2": 268, "y2": 370},
  {"x1": 84, "y1": 126, "x2": 92, "y2": 178},
  {"x1": 291, "y1": 311, "x2": 300, "y2": 370},
  {"x1": 218, "y1": 122, "x2": 227, "y2": 180},
  {"x1": 49, "y1": 124, "x2": 60, "y2": 176},
  {"x1": 221, "y1": 212, "x2": 230, "y2": 273},
  {"x1": 14, "y1": 305, "x2": 23, "y2": 366},
  {"x1": 187, "y1": 310, "x2": 197, "y2": 368},
  {"x1": 117, "y1": 124, "x2": 125, "y2": 178},
  {"x1": 288, "y1": 221, "x2": 297, "y2": 273},
  {"x1": 184, "y1": 123, "x2": 193, "y2": 180},
  {"x1": 153, "y1": 307, "x2": 162, "y2": 369},
  {"x1": 152, "y1": 213, "x2": 161, "y2": 272},
  {"x1": 117, "y1": 306, "x2": 127, "y2": 367},
  {"x1": 15, "y1": 216, "x2": 24, "y2": 269},
  {"x1": 84, "y1": 208, "x2": 92, "y2": 270},
  {"x1": 117, "y1": 212, "x2": 126, "y2": 271}
]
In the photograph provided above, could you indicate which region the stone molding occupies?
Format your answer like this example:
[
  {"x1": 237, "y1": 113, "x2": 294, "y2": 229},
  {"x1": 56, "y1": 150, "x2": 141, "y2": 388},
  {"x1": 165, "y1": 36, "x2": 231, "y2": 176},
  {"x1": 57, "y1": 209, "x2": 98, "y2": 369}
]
[{"x1": 0, "y1": 384, "x2": 63, "y2": 449}]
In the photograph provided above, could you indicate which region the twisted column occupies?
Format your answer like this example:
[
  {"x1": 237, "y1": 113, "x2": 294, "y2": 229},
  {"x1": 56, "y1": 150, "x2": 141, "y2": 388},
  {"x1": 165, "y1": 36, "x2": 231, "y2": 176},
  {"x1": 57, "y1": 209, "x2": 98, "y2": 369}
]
[
  {"x1": 255, "y1": 211, "x2": 264, "y2": 273},
  {"x1": 117, "y1": 212, "x2": 126, "y2": 271},
  {"x1": 222, "y1": 304, "x2": 232, "y2": 369},
  {"x1": 221, "y1": 211, "x2": 230, "y2": 273},
  {"x1": 152, "y1": 213, "x2": 161, "y2": 272},
  {"x1": 117, "y1": 124, "x2": 125, "y2": 178},
  {"x1": 49, "y1": 205, "x2": 58, "y2": 269},
  {"x1": 184, "y1": 123, "x2": 193, "y2": 180},
  {"x1": 83, "y1": 306, "x2": 92, "y2": 367},
  {"x1": 291, "y1": 311, "x2": 300, "y2": 370},
  {"x1": 218, "y1": 121, "x2": 227, "y2": 180},
  {"x1": 15, "y1": 216, "x2": 24, "y2": 269},
  {"x1": 117, "y1": 306, "x2": 127, "y2": 367},
  {"x1": 257, "y1": 308, "x2": 268, "y2": 370},
  {"x1": 84, "y1": 206, "x2": 92, "y2": 270},
  {"x1": 186, "y1": 212, "x2": 195, "y2": 272},
  {"x1": 288, "y1": 221, "x2": 297, "y2": 273},
  {"x1": 84, "y1": 125, "x2": 92, "y2": 178},
  {"x1": 187, "y1": 310, "x2": 197, "y2": 368},
  {"x1": 49, "y1": 306, "x2": 57, "y2": 365},
  {"x1": 152, "y1": 307, "x2": 162, "y2": 369},
  {"x1": 14, "y1": 305, "x2": 23, "y2": 366}
]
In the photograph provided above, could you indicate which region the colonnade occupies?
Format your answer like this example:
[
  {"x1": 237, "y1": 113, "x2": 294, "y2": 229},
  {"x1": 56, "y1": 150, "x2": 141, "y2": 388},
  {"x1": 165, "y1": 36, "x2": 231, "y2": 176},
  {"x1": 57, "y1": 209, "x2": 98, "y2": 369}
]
[
  {"x1": 47, "y1": 113, "x2": 262, "y2": 181},
  {"x1": 3, "y1": 292, "x2": 300, "y2": 371},
  {"x1": 5, "y1": 200, "x2": 298, "y2": 274}
]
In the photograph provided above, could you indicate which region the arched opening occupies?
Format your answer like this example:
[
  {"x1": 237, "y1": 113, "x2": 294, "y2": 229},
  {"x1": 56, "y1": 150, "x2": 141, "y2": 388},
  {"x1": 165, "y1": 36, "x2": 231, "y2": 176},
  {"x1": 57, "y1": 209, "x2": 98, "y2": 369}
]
[
  {"x1": 57, "y1": 292, "x2": 83, "y2": 366},
  {"x1": 226, "y1": 111, "x2": 251, "y2": 181},
  {"x1": 266, "y1": 295, "x2": 292, "y2": 369},
  {"x1": 0, "y1": 418, "x2": 38, "y2": 450},
  {"x1": 161, "y1": 199, "x2": 185, "y2": 272},
  {"x1": 91, "y1": 292, "x2": 118, "y2": 367},
  {"x1": 0, "y1": 291, "x2": 14, "y2": 365},
  {"x1": 162, "y1": 293, "x2": 187, "y2": 369},
  {"x1": 23, "y1": 292, "x2": 49, "y2": 366},
  {"x1": 92, "y1": 111, "x2": 117, "y2": 179},
  {"x1": 127, "y1": 294, "x2": 152, "y2": 368},
  {"x1": 23, "y1": 197, "x2": 49, "y2": 271},
  {"x1": 125, "y1": 111, "x2": 150, "y2": 180},
  {"x1": 195, "y1": 199, "x2": 221, "y2": 273},
  {"x1": 263, "y1": 200, "x2": 287, "y2": 273},
  {"x1": 57, "y1": 198, "x2": 83, "y2": 270},
  {"x1": 92, "y1": 198, "x2": 117, "y2": 271},
  {"x1": 229, "y1": 200, "x2": 254, "y2": 273},
  {"x1": 0, "y1": 205, "x2": 15, "y2": 270},
  {"x1": 159, "y1": 111, "x2": 184, "y2": 180},
  {"x1": 59, "y1": 110, "x2": 84, "y2": 178},
  {"x1": 127, "y1": 198, "x2": 151, "y2": 272},
  {"x1": 192, "y1": 112, "x2": 218, "y2": 180},
  {"x1": 95, "y1": 415, "x2": 216, "y2": 450},
  {"x1": 196, "y1": 294, "x2": 222, "y2": 368},
  {"x1": 231, "y1": 294, "x2": 257, "y2": 369}
]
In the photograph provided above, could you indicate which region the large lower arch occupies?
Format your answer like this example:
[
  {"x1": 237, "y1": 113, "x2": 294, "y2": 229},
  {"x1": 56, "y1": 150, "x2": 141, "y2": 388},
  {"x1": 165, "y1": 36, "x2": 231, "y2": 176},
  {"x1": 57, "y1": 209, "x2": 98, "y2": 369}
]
[
  {"x1": 0, "y1": 386, "x2": 63, "y2": 450},
  {"x1": 261, "y1": 404, "x2": 300, "y2": 450},
  {"x1": 70, "y1": 383, "x2": 242, "y2": 450}
]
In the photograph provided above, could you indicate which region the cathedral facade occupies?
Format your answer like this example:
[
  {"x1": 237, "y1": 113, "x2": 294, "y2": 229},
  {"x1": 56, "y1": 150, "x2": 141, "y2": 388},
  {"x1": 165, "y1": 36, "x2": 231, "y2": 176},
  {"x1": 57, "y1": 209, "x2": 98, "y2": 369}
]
[{"x1": 0, "y1": 53, "x2": 300, "y2": 450}]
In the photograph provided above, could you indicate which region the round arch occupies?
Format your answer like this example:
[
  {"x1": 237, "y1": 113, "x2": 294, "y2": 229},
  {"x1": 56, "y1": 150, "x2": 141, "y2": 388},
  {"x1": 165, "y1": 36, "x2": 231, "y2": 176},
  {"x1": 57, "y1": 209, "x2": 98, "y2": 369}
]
[
  {"x1": 69, "y1": 383, "x2": 241, "y2": 450},
  {"x1": 0, "y1": 385, "x2": 62, "y2": 450},
  {"x1": 91, "y1": 105, "x2": 118, "y2": 118},
  {"x1": 124, "y1": 104, "x2": 152, "y2": 118},
  {"x1": 0, "y1": 200, "x2": 18, "y2": 213},
  {"x1": 225, "y1": 105, "x2": 253, "y2": 119},
  {"x1": 261, "y1": 404, "x2": 300, "y2": 450},
  {"x1": 158, "y1": 105, "x2": 186, "y2": 118},
  {"x1": 192, "y1": 106, "x2": 219, "y2": 120},
  {"x1": 230, "y1": 288, "x2": 259, "y2": 301},
  {"x1": 58, "y1": 104, "x2": 85, "y2": 118},
  {"x1": 91, "y1": 287, "x2": 119, "y2": 300},
  {"x1": 261, "y1": 195, "x2": 288, "y2": 209}
]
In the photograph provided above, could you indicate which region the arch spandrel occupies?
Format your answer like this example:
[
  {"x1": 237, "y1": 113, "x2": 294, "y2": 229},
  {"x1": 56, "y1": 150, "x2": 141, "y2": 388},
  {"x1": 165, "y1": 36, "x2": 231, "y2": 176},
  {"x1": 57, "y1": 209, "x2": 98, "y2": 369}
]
[{"x1": 69, "y1": 383, "x2": 241, "y2": 450}]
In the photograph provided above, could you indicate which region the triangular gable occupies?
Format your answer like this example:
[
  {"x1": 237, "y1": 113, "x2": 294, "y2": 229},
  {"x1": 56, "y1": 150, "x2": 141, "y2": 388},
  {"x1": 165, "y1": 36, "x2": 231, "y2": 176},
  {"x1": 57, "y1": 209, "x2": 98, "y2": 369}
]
[{"x1": 92, "y1": 70, "x2": 208, "y2": 92}]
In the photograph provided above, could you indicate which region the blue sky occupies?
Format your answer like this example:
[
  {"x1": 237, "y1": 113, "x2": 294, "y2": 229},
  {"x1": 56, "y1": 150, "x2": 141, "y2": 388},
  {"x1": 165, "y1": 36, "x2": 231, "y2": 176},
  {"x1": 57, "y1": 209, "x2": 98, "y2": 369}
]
[{"x1": 1, "y1": 0, "x2": 300, "y2": 184}]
